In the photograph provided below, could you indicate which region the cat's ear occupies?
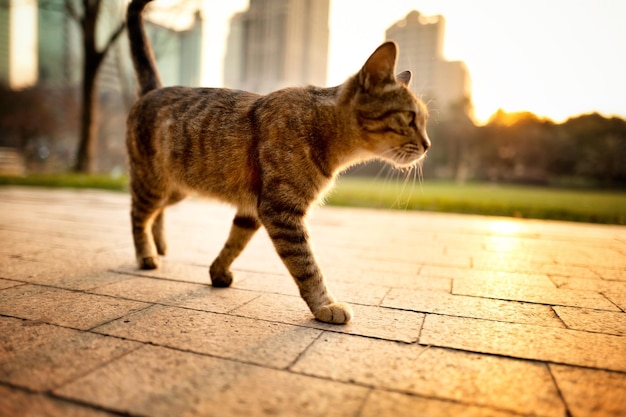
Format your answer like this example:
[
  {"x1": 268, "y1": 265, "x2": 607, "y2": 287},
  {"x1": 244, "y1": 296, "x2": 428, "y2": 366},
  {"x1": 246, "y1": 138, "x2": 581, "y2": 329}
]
[
  {"x1": 396, "y1": 70, "x2": 412, "y2": 87},
  {"x1": 360, "y1": 41, "x2": 398, "y2": 90}
]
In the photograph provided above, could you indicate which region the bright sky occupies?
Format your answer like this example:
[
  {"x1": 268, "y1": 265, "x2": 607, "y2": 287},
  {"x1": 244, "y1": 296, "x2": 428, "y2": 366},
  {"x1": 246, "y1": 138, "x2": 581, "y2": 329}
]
[{"x1": 202, "y1": 0, "x2": 626, "y2": 125}]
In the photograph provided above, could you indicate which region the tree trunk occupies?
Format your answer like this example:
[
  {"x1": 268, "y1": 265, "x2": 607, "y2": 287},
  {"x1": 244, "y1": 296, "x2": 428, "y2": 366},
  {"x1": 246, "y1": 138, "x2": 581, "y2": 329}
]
[{"x1": 73, "y1": 57, "x2": 99, "y2": 173}]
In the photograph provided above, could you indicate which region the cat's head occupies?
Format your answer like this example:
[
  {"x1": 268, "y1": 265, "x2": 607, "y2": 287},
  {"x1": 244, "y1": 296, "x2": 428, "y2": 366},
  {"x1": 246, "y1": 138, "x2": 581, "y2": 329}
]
[{"x1": 348, "y1": 42, "x2": 431, "y2": 168}]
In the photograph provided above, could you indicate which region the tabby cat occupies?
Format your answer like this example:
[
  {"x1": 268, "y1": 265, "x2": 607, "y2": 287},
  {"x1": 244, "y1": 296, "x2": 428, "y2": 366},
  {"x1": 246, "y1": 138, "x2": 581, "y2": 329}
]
[{"x1": 126, "y1": 0, "x2": 430, "y2": 324}]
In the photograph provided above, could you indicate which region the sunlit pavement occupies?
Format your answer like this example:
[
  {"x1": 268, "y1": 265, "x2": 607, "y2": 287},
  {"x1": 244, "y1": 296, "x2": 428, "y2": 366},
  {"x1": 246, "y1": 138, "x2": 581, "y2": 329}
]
[{"x1": 1, "y1": 186, "x2": 625, "y2": 417}]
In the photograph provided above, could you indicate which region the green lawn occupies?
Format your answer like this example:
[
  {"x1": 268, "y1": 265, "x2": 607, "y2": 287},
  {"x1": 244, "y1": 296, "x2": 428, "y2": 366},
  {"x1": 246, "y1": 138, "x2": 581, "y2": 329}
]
[
  {"x1": 0, "y1": 173, "x2": 128, "y2": 192},
  {"x1": 1, "y1": 174, "x2": 625, "y2": 225},
  {"x1": 327, "y1": 177, "x2": 626, "y2": 225}
]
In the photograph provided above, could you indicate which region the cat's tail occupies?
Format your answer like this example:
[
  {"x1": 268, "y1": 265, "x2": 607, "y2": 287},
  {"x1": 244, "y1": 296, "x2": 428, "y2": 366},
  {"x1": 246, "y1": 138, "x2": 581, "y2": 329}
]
[{"x1": 127, "y1": 0, "x2": 162, "y2": 96}]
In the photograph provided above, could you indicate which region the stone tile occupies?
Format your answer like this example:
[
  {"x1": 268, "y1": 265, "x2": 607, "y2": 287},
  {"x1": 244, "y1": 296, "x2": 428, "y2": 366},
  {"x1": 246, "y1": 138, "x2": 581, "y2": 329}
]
[
  {"x1": 329, "y1": 281, "x2": 391, "y2": 306},
  {"x1": 537, "y1": 264, "x2": 601, "y2": 279},
  {"x1": 0, "y1": 254, "x2": 85, "y2": 283},
  {"x1": 51, "y1": 270, "x2": 136, "y2": 291},
  {"x1": 553, "y1": 306, "x2": 626, "y2": 336},
  {"x1": 421, "y1": 266, "x2": 555, "y2": 287},
  {"x1": 0, "y1": 316, "x2": 139, "y2": 391},
  {"x1": 91, "y1": 276, "x2": 259, "y2": 313},
  {"x1": 0, "y1": 254, "x2": 134, "y2": 289},
  {"x1": 55, "y1": 345, "x2": 368, "y2": 417},
  {"x1": 382, "y1": 288, "x2": 565, "y2": 327},
  {"x1": 471, "y1": 254, "x2": 552, "y2": 274},
  {"x1": 93, "y1": 305, "x2": 321, "y2": 369},
  {"x1": 593, "y1": 267, "x2": 626, "y2": 281},
  {"x1": 324, "y1": 259, "x2": 422, "y2": 278},
  {"x1": 0, "y1": 284, "x2": 149, "y2": 330},
  {"x1": 550, "y1": 365, "x2": 626, "y2": 417},
  {"x1": 360, "y1": 390, "x2": 523, "y2": 417},
  {"x1": 232, "y1": 293, "x2": 424, "y2": 343},
  {"x1": 234, "y1": 270, "x2": 391, "y2": 306},
  {"x1": 453, "y1": 279, "x2": 620, "y2": 311},
  {"x1": 420, "y1": 315, "x2": 626, "y2": 372},
  {"x1": 0, "y1": 385, "x2": 120, "y2": 417},
  {"x1": 232, "y1": 270, "x2": 300, "y2": 296},
  {"x1": 172, "y1": 287, "x2": 262, "y2": 313},
  {"x1": 291, "y1": 333, "x2": 565, "y2": 416},
  {"x1": 0, "y1": 278, "x2": 23, "y2": 290},
  {"x1": 550, "y1": 275, "x2": 626, "y2": 294},
  {"x1": 604, "y1": 292, "x2": 626, "y2": 311},
  {"x1": 115, "y1": 261, "x2": 212, "y2": 284},
  {"x1": 328, "y1": 266, "x2": 452, "y2": 292}
]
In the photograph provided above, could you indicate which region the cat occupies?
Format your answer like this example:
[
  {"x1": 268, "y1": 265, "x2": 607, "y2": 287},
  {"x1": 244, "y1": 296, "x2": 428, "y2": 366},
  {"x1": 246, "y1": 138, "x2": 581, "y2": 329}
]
[{"x1": 126, "y1": 0, "x2": 430, "y2": 324}]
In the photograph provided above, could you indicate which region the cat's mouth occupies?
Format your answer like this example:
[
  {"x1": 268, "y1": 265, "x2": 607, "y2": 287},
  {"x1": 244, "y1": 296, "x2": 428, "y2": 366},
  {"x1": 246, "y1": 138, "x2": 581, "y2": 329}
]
[{"x1": 389, "y1": 143, "x2": 428, "y2": 167}]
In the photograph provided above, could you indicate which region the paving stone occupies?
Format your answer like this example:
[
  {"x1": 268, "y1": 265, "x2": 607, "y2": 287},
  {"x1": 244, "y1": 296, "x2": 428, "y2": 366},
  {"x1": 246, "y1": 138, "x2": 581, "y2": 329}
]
[
  {"x1": 382, "y1": 288, "x2": 565, "y2": 327},
  {"x1": 169, "y1": 286, "x2": 263, "y2": 313},
  {"x1": 550, "y1": 365, "x2": 626, "y2": 417},
  {"x1": 232, "y1": 270, "x2": 321, "y2": 297},
  {"x1": 93, "y1": 304, "x2": 321, "y2": 369},
  {"x1": 324, "y1": 258, "x2": 422, "y2": 278},
  {"x1": 592, "y1": 267, "x2": 626, "y2": 281},
  {"x1": 453, "y1": 279, "x2": 620, "y2": 311},
  {"x1": 0, "y1": 385, "x2": 120, "y2": 417},
  {"x1": 421, "y1": 266, "x2": 555, "y2": 287},
  {"x1": 550, "y1": 275, "x2": 626, "y2": 294},
  {"x1": 55, "y1": 345, "x2": 368, "y2": 417},
  {"x1": 0, "y1": 316, "x2": 139, "y2": 391},
  {"x1": 91, "y1": 276, "x2": 260, "y2": 313},
  {"x1": 232, "y1": 293, "x2": 423, "y2": 343},
  {"x1": 327, "y1": 266, "x2": 452, "y2": 292},
  {"x1": 0, "y1": 278, "x2": 23, "y2": 290},
  {"x1": 420, "y1": 315, "x2": 626, "y2": 372},
  {"x1": 360, "y1": 390, "x2": 523, "y2": 417},
  {"x1": 553, "y1": 306, "x2": 626, "y2": 336},
  {"x1": 291, "y1": 332, "x2": 565, "y2": 416},
  {"x1": 604, "y1": 292, "x2": 626, "y2": 311},
  {"x1": 471, "y1": 253, "x2": 553, "y2": 274},
  {"x1": 232, "y1": 270, "x2": 392, "y2": 306},
  {"x1": 0, "y1": 284, "x2": 149, "y2": 330},
  {"x1": 115, "y1": 261, "x2": 212, "y2": 284},
  {"x1": 536, "y1": 264, "x2": 601, "y2": 279}
]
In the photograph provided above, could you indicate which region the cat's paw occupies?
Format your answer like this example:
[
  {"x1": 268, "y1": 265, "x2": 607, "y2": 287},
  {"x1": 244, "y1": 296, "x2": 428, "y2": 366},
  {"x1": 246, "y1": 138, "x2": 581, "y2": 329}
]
[
  {"x1": 210, "y1": 269, "x2": 234, "y2": 288},
  {"x1": 138, "y1": 256, "x2": 160, "y2": 270},
  {"x1": 314, "y1": 303, "x2": 353, "y2": 324}
]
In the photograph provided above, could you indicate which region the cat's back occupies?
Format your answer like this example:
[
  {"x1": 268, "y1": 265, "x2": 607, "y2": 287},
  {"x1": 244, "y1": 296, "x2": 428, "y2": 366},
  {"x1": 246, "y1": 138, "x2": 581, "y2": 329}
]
[{"x1": 128, "y1": 86, "x2": 260, "y2": 131}]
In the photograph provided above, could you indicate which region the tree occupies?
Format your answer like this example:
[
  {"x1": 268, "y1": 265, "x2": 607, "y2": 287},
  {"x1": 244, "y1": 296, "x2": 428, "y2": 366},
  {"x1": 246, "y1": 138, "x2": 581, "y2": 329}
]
[{"x1": 64, "y1": 0, "x2": 126, "y2": 173}]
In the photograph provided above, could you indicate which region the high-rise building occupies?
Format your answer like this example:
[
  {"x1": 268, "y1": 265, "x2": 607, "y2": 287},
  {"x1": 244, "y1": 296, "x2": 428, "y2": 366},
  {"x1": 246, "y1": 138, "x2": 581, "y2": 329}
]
[
  {"x1": 145, "y1": 12, "x2": 203, "y2": 88},
  {"x1": 386, "y1": 10, "x2": 471, "y2": 115},
  {"x1": 0, "y1": 0, "x2": 37, "y2": 89},
  {"x1": 224, "y1": 0, "x2": 329, "y2": 94}
]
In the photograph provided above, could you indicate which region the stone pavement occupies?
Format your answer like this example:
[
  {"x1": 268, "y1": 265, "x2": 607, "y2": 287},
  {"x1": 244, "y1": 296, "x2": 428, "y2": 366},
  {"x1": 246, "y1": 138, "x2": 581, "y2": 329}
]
[{"x1": 0, "y1": 186, "x2": 625, "y2": 417}]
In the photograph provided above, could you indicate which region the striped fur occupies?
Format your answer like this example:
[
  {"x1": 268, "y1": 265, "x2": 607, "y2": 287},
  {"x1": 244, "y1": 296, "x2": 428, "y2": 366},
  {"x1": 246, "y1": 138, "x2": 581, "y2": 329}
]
[{"x1": 125, "y1": 0, "x2": 430, "y2": 324}]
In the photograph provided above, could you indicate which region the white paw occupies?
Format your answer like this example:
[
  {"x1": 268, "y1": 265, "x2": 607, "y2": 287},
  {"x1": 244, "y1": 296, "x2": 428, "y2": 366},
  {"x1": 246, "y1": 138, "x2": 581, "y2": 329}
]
[{"x1": 314, "y1": 303, "x2": 353, "y2": 324}]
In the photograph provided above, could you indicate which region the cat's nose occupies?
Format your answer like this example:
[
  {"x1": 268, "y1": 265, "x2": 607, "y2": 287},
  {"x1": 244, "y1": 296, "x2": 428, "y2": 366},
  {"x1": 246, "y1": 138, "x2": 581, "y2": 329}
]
[{"x1": 422, "y1": 133, "x2": 431, "y2": 152}]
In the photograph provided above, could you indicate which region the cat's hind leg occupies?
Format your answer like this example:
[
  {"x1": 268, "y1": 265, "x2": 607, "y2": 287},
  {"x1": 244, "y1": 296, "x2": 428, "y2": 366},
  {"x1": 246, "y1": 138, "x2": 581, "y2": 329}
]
[
  {"x1": 209, "y1": 211, "x2": 261, "y2": 287},
  {"x1": 129, "y1": 179, "x2": 173, "y2": 270},
  {"x1": 151, "y1": 191, "x2": 186, "y2": 256}
]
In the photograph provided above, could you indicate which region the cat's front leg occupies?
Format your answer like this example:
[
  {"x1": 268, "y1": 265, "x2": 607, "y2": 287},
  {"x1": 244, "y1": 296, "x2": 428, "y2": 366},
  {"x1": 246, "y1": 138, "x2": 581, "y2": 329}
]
[
  {"x1": 258, "y1": 203, "x2": 352, "y2": 324},
  {"x1": 210, "y1": 213, "x2": 261, "y2": 287}
]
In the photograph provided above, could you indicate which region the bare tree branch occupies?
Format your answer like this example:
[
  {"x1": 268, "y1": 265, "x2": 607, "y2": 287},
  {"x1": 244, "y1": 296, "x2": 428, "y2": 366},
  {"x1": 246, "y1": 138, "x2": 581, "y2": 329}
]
[
  {"x1": 65, "y1": 0, "x2": 82, "y2": 25},
  {"x1": 102, "y1": 21, "x2": 126, "y2": 56}
]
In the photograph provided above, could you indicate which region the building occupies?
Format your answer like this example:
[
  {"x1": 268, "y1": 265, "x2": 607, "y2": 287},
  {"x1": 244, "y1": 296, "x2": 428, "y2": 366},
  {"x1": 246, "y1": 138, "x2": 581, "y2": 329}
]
[
  {"x1": 145, "y1": 12, "x2": 203, "y2": 88},
  {"x1": 0, "y1": 0, "x2": 38, "y2": 88},
  {"x1": 386, "y1": 10, "x2": 471, "y2": 116},
  {"x1": 224, "y1": 0, "x2": 330, "y2": 94}
]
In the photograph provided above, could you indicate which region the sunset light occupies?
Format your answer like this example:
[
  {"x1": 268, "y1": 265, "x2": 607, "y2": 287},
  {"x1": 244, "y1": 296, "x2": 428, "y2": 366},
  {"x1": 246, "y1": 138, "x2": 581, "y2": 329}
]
[{"x1": 202, "y1": 0, "x2": 626, "y2": 125}]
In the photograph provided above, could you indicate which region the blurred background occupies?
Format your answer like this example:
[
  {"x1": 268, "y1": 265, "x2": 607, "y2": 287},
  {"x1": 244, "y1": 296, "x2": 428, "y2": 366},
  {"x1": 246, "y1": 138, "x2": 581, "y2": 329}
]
[{"x1": 0, "y1": 0, "x2": 625, "y2": 223}]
